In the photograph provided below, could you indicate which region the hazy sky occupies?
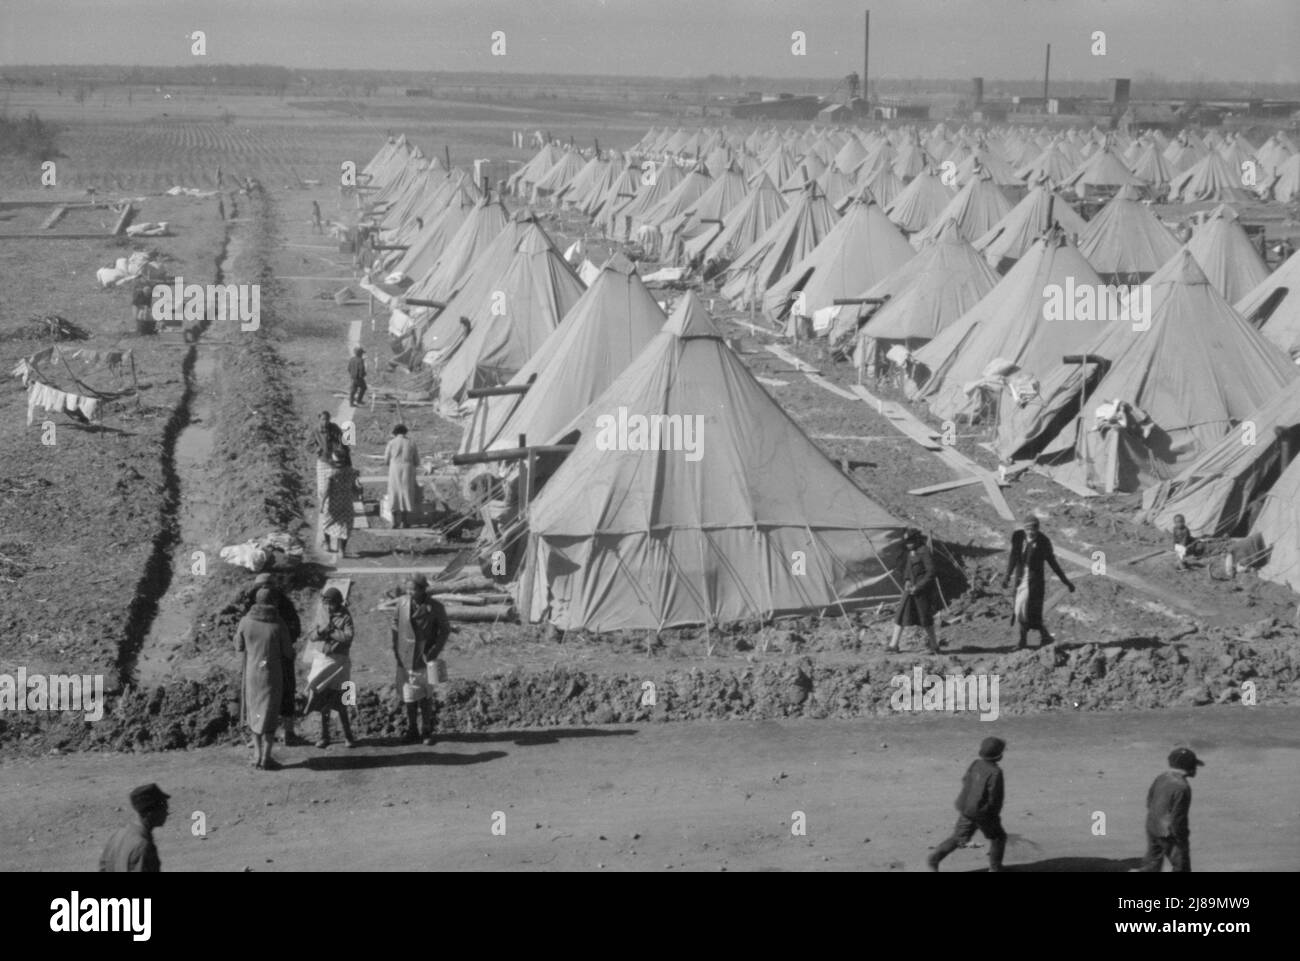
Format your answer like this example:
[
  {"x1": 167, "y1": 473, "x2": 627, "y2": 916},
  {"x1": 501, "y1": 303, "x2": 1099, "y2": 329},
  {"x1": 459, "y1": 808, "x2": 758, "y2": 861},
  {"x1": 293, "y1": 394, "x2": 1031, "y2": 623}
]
[{"x1": 2, "y1": 0, "x2": 1296, "y2": 82}]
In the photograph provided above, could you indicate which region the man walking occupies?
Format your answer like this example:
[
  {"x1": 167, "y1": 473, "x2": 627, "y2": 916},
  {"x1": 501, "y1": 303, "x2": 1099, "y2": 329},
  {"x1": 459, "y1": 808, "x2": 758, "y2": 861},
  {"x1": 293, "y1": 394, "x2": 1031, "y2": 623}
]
[
  {"x1": 99, "y1": 783, "x2": 169, "y2": 872},
  {"x1": 1139, "y1": 747, "x2": 1203, "y2": 872},
  {"x1": 347, "y1": 346, "x2": 367, "y2": 407},
  {"x1": 1002, "y1": 514, "x2": 1074, "y2": 648},
  {"x1": 392, "y1": 574, "x2": 450, "y2": 745},
  {"x1": 927, "y1": 737, "x2": 1008, "y2": 872}
]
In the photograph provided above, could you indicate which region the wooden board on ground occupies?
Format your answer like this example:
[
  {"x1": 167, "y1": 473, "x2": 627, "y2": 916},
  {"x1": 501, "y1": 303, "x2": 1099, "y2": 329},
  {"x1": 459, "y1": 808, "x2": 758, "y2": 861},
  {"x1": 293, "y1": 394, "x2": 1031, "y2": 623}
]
[
  {"x1": 329, "y1": 566, "x2": 449, "y2": 577},
  {"x1": 1053, "y1": 545, "x2": 1215, "y2": 618},
  {"x1": 1122, "y1": 548, "x2": 1169, "y2": 566},
  {"x1": 908, "y1": 476, "x2": 985, "y2": 496}
]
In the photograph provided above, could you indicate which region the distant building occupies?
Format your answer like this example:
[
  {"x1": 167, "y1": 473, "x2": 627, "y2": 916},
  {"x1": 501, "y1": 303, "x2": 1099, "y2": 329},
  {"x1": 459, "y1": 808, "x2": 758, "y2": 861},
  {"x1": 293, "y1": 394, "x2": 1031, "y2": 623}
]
[
  {"x1": 730, "y1": 95, "x2": 824, "y2": 120},
  {"x1": 818, "y1": 102, "x2": 853, "y2": 122}
]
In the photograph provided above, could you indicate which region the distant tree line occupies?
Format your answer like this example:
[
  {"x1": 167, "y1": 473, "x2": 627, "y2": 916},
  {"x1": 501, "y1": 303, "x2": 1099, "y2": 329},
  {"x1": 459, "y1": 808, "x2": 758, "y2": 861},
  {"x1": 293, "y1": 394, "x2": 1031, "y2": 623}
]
[
  {"x1": 0, "y1": 64, "x2": 1296, "y2": 103},
  {"x1": 0, "y1": 110, "x2": 59, "y2": 162}
]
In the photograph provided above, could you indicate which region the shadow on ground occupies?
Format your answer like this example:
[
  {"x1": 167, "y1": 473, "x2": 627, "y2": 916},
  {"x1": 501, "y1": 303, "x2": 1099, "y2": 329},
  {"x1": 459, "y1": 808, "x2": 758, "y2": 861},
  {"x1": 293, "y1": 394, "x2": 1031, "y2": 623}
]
[{"x1": 289, "y1": 749, "x2": 508, "y2": 771}]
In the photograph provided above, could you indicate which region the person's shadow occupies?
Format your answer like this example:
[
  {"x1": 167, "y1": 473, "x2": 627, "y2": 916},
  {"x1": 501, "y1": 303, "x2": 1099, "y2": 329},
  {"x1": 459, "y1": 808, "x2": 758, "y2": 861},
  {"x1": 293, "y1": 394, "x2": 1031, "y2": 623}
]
[
  {"x1": 286, "y1": 749, "x2": 507, "y2": 772},
  {"x1": 967, "y1": 856, "x2": 1145, "y2": 872}
]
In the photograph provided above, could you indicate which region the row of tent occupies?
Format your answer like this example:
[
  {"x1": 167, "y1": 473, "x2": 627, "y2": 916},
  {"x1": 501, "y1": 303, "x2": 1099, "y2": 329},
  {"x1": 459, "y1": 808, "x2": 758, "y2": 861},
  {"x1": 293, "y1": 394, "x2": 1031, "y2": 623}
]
[
  {"x1": 359, "y1": 128, "x2": 1300, "y2": 599},
  {"x1": 355, "y1": 136, "x2": 911, "y2": 630}
]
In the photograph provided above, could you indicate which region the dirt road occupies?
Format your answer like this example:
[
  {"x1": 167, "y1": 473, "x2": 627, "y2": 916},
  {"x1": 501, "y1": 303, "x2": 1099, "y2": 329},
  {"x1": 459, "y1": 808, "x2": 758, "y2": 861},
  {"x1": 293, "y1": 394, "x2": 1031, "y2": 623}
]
[{"x1": 4, "y1": 706, "x2": 1296, "y2": 872}]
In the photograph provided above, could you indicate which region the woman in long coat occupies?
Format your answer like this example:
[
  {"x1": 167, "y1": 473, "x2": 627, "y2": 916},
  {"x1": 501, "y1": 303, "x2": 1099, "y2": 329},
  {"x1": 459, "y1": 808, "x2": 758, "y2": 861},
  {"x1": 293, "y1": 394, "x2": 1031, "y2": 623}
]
[
  {"x1": 235, "y1": 588, "x2": 295, "y2": 770},
  {"x1": 384, "y1": 424, "x2": 421, "y2": 529}
]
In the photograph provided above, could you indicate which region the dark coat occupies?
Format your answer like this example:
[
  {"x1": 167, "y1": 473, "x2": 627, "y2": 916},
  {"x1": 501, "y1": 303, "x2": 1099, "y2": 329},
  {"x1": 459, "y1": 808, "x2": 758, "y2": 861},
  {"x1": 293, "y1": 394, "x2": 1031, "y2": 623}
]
[
  {"x1": 894, "y1": 544, "x2": 939, "y2": 626},
  {"x1": 1146, "y1": 770, "x2": 1192, "y2": 841},
  {"x1": 954, "y1": 758, "x2": 1005, "y2": 819},
  {"x1": 1005, "y1": 529, "x2": 1073, "y2": 627},
  {"x1": 240, "y1": 585, "x2": 301, "y2": 641},
  {"x1": 98, "y1": 821, "x2": 160, "y2": 872}
]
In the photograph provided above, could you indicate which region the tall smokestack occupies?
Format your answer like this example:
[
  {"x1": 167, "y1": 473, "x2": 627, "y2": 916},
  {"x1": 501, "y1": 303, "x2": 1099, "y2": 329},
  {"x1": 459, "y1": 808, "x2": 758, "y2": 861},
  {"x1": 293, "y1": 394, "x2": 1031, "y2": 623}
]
[
  {"x1": 1043, "y1": 43, "x2": 1051, "y2": 105},
  {"x1": 863, "y1": 10, "x2": 870, "y2": 102}
]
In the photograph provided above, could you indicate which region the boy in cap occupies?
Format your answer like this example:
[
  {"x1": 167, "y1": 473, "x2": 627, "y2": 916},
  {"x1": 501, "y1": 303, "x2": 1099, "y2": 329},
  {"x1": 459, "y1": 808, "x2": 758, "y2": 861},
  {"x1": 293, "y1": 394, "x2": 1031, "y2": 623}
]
[
  {"x1": 1139, "y1": 747, "x2": 1203, "y2": 872},
  {"x1": 347, "y1": 346, "x2": 367, "y2": 407},
  {"x1": 927, "y1": 737, "x2": 1008, "y2": 872},
  {"x1": 99, "y1": 783, "x2": 169, "y2": 872},
  {"x1": 392, "y1": 573, "x2": 450, "y2": 744}
]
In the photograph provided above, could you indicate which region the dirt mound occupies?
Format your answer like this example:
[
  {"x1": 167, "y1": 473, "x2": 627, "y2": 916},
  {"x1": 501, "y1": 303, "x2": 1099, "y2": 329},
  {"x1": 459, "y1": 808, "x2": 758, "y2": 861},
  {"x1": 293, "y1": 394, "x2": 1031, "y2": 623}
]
[{"x1": 5, "y1": 632, "x2": 1295, "y2": 756}]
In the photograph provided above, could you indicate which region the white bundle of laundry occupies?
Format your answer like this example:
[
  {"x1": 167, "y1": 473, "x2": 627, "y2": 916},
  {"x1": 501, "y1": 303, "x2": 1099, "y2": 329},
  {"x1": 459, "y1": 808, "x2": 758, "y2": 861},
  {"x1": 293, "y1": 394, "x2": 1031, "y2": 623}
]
[
  {"x1": 125, "y1": 221, "x2": 170, "y2": 237},
  {"x1": 165, "y1": 186, "x2": 218, "y2": 198},
  {"x1": 26, "y1": 381, "x2": 101, "y2": 426},
  {"x1": 96, "y1": 251, "x2": 158, "y2": 288}
]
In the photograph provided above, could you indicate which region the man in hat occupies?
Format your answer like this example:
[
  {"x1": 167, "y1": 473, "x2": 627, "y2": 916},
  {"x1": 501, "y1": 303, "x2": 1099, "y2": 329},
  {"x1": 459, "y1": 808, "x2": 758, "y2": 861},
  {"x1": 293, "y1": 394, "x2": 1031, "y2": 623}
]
[
  {"x1": 927, "y1": 737, "x2": 1008, "y2": 872},
  {"x1": 1002, "y1": 514, "x2": 1074, "y2": 649},
  {"x1": 392, "y1": 573, "x2": 450, "y2": 745},
  {"x1": 99, "y1": 783, "x2": 169, "y2": 872},
  {"x1": 347, "y1": 346, "x2": 367, "y2": 407},
  {"x1": 1139, "y1": 747, "x2": 1203, "y2": 872},
  {"x1": 887, "y1": 528, "x2": 941, "y2": 653},
  {"x1": 238, "y1": 572, "x2": 305, "y2": 746}
]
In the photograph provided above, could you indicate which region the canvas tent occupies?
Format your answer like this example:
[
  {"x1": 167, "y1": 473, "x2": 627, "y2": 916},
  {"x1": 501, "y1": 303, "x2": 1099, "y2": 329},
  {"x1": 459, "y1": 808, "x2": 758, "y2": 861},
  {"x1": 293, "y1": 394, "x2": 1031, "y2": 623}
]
[
  {"x1": 459, "y1": 253, "x2": 667, "y2": 455},
  {"x1": 883, "y1": 168, "x2": 954, "y2": 233},
  {"x1": 1181, "y1": 205, "x2": 1270, "y2": 305},
  {"x1": 1251, "y1": 454, "x2": 1300, "y2": 593},
  {"x1": 1076, "y1": 184, "x2": 1181, "y2": 283},
  {"x1": 1141, "y1": 378, "x2": 1300, "y2": 538},
  {"x1": 682, "y1": 172, "x2": 787, "y2": 267},
  {"x1": 436, "y1": 225, "x2": 586, "y2": 405},
  {"x1": 910, "y1": 227, "x2": 1114, "y2": 422},
  {"x1": 972, "y1": 183, "x2": 1089, "y2": 270},
  {"x1": 518, "y1": 291, "x2": 907, "y2": 632},
  {"x1": 1236, "y1": 249, "x2": 1300, "y2": 359},
  {"x1": 846, "y1": 219, "x2": 1001, "y2": 361},
  {"x1": 908, "y1": 170, "x2": 1013, "y2": 247},
  {"x1": 760, "y1": 191, "x2": 915, "y2": 328},
  {"x1": 1005, "y1": 251, "x2": 1298, "y2": 493},
  {"x1": 720, "y1": 183, "x2": 839, "y2": 309}
]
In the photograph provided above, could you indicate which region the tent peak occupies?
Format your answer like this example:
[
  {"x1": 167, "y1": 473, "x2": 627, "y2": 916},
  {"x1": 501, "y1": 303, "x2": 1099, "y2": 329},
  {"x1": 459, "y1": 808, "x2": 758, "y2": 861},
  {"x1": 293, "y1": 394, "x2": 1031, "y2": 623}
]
[{"x1": 663, "y1": 290, "x2": 721, "y2": 339}]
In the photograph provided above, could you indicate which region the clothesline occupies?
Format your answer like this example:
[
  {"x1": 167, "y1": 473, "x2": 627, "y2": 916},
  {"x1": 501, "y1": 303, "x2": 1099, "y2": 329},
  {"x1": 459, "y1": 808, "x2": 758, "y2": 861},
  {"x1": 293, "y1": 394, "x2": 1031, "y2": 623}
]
[
  {"x1": 26, "y1": 380, "x2": 101, "y2": 426},
  {"x1": 10, "y1": 346, "x2": 133, "y2": 387}
]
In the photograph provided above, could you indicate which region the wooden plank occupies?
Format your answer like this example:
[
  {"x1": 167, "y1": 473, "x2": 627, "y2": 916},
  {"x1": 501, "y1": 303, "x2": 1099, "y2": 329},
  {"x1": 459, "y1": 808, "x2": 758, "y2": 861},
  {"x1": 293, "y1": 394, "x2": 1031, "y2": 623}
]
[
  {"x1": 908, "y1": 476, "x2": 985, "y2": 496},
  {"x1": 330, "y1": 566, "x2": 449, "y2": 576},
  {"x1": 728, "y1": 318, "x2": 779, "y2": 337},
  {"x1": 979, "y1": 475, "x2": 1017, "y2": 522},
  {"x1": 274, "y1": 275, "x2": 357, "y2": 281},
  {"x1": 763, "y1": 343, "x2": 817, "y2": 373},
  {"x1": 351, "y1": 500, "x2": 370, "y2": 529},
  {"x1": 806, "y1": 373, "x2": 858, "y2": 401},
  {"x1": 1121, "y1": 547, "x2": 1168, "y2": 566},
  {"x1": 40, "y1": 206, "x2": 67, "y2": 229},
  {"x1": 111, "y1": 203, "x2": 136, "y2": 236},
  {"x1": 1053, "y1": 545, "x2": 1215, "y2": 618}
]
